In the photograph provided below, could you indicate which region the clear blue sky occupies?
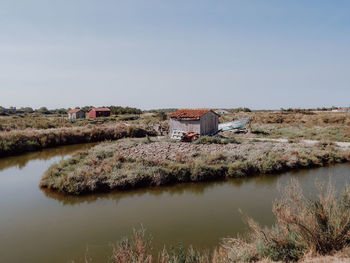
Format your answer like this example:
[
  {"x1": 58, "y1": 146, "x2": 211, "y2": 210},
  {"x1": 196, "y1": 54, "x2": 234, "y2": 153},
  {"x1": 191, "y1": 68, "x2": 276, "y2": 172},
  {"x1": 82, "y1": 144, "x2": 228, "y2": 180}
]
[{"x1": 1, "y1": 0, "x2": 349, "y2": 110}]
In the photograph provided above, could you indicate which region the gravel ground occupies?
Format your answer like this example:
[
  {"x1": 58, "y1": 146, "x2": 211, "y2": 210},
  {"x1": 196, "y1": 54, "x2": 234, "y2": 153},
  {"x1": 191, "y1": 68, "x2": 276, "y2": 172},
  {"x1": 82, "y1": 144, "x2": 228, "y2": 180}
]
[{"x1": 116, "y1": 141, "x2": 292, "y2": 162}]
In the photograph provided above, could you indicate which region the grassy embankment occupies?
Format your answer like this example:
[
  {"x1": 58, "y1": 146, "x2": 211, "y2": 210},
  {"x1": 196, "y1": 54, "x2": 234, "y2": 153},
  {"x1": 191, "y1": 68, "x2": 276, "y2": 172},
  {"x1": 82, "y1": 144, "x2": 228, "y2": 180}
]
[
  {"x1": 89, "y1": 181, "x2": 350, "y2": 263},
  {"x1": 40, "y1": 137, "x2": 350, "y2": 195},
  {"x1": 0, "y1": 112, "x2": 168, "y2": 157},
  {"x1": 0, "y1": 125, "x2": 153, "y2": 157}
]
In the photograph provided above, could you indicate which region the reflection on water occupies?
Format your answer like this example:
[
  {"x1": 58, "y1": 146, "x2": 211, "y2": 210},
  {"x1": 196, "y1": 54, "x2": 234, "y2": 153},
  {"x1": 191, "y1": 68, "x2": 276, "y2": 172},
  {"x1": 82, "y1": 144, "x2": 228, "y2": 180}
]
[
  {"x1": 42, "y1": 176, "x2": 284, "y2": 206},
  {"x1": 0, "y1": 143, "x2": 98, "y2": 172},
  {"x1": 42, "y1": 167, "x2": 321, "y2": 207},
  {"x1": 0, "y1": 144, "x2": 349, "y2": 263}
]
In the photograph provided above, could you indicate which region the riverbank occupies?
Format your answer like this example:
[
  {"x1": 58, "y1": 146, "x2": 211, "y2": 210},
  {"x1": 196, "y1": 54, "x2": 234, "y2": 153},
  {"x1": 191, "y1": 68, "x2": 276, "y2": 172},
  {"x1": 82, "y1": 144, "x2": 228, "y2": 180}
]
[
  {"x1": 101, "y1": 180, "x2": 350, "y2": 263},
  {"x1": 40, "y1": 137, "x2": 350, "y2": 195},
  {"x1": 0, "y1": 125, "x2": 154, "y2": 157}
]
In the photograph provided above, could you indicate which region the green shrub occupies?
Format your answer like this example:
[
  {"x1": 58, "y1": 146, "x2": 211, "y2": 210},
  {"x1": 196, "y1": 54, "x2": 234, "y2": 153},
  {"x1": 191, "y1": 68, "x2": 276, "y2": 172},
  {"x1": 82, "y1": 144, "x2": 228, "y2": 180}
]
[{"x1": 244, "y1": 180, "x2": 350, "y2": 262}]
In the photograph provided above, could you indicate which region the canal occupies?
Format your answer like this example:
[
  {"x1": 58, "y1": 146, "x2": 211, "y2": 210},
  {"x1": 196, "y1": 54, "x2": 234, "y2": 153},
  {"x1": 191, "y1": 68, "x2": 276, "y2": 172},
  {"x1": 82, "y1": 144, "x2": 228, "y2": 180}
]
[{"x1": 0, "y1": 143, "x2": 349, "y2": 262}]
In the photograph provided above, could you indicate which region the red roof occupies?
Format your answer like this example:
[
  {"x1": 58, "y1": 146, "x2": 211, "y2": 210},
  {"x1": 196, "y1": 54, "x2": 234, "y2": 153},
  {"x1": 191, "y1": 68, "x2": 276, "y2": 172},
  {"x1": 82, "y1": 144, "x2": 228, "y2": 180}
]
[
  {"x1": 68, "y1": 109, "x2": 82, "y2": 113},
  {"x1": 90, "y1": 107, "x2": 110, "y2": 112},
  {"x1": 170, "y1": 109, "x2": 216, "y2": 119}
]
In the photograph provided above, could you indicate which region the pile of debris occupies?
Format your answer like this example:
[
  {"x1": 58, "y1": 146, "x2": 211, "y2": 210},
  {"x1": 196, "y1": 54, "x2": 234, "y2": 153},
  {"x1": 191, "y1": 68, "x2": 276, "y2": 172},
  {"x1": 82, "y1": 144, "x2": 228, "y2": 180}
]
[{"x1": 171, "y1": 130, "x2": 200, "y2": 142}]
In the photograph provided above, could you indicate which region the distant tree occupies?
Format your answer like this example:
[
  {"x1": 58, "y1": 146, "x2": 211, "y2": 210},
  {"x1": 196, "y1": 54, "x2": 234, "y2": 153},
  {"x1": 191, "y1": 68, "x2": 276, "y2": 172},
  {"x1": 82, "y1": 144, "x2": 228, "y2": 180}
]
[
  {"x1": 19, "y1": 107, "x2": 34, "y2": 113},
  {"x1": 157, "y1": 111, "x2": 168, "y2": 120},
  {"x1": 36, "y1": 107, "x2": 51, "y2": 114},
  {"x1": 230, "y1": 107, "x2": 252, "y2": 113},
  {"x1": 109, "y1": 106, "x2": 142, "y2": 115},
  {"x1": 81, "y1": 106, "x2": 94, "y2": 113},
  {"x1": 54, "y1": 108, "x2": 67, "y2": 114}
]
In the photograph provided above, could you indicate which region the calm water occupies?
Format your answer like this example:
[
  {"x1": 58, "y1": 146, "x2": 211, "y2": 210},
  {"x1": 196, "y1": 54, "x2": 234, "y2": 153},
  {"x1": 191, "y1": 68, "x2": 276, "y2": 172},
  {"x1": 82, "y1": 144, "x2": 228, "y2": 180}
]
[{"x1": 0, "y1": 144, "x2": 349, "y2": 263}]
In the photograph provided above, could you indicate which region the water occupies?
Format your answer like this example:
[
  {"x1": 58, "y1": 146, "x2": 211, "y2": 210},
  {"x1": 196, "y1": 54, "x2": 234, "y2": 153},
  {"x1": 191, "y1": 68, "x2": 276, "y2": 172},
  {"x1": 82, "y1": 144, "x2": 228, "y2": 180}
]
[{"x1": 0, "y1": 144, "x2": 349, "y2": 262}]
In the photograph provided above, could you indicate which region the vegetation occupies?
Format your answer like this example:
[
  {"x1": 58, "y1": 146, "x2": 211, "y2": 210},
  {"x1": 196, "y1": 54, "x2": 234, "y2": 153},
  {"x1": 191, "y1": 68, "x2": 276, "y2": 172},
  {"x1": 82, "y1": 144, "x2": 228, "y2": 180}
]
[
  {"x1": 218, "y1": 111, "x2": 350, "y2": 142},
  {"x1": 90, "y1": 181, "x2": 350, "y2": 262},
  {"x1": 194, "y1": 136, "x2": 240, "y2": 145},
  {"x1": 243, "y1": 180, "x2": 350, "y2": 261},
  {"x1": 0, "y1": 114, "x2": 124, "y2": 131},
  {"x1": 0, "y1": 126, "x2": 154, "y2": 157},
  {"x1": 40, "y1": 138, "x2": 350, "y2": 195},
  {"x1": 109, "y1": 106, "x2": 142, "y2": 115},
  {"x1": 0, "y1": 105, "x2": 143, "y2": 116},
  {"x1": 3, "y1": 109, "x2": 350, "y2": 158},
  {"x1": 3, "y1": 109, "x2": 350, "y2": 142},
  {"x1": 228, "y1": 107, "x2": 252, "y2": 113}
]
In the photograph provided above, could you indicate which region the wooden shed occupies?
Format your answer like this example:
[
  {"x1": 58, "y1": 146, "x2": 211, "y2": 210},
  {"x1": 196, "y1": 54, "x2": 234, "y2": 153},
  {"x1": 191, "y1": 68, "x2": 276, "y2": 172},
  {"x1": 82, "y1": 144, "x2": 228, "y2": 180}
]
[
  {"x1": 169, "y1": 109, "x2": 219, "y2": 137},
  {"x1": 88, "y1": 108, "x2": 111, "y2": 119},
  {"x1": 68, "y1": 109, "x2": 85, "y2": 119}
]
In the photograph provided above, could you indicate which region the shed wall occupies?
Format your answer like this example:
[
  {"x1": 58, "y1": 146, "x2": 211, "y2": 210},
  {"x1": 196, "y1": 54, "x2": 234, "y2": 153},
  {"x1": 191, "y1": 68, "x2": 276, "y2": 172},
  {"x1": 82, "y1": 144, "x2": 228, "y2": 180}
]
[
  {"x1": 169, "y1": 119, "x2": 201, "y2": 134},
  {"x1": 89, "y1": 110, "x2": 96, "y2": 118},
  {"x1": 200, "y1": 112, "x2": 219, "y2": 135},
  {"x1": 76, "y1": 112, "x2": 85, "y2": 119}
]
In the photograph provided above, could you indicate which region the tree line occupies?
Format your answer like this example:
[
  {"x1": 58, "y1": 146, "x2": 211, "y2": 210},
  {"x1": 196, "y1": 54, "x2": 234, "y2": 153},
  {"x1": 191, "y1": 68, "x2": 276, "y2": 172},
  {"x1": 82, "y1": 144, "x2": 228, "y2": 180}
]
[{"x1": 0, "y1": 106, "x2": 143, "y2": 116}]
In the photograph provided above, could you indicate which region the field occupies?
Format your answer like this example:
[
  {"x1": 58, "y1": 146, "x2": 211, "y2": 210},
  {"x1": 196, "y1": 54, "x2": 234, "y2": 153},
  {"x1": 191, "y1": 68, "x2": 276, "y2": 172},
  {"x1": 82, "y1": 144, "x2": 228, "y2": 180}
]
[
  {"x1": 0, "y1": 112, "x2": 167, "y2": 131},
  {"x1": 2, "y1": 110, "x2": 350, "y2": 157},
  {"x1": 220, "y1": 111, "x2": 350, "y2": 142},
  {"x1": 0, "y1": 113, "x2": 165, "y2": 157}
]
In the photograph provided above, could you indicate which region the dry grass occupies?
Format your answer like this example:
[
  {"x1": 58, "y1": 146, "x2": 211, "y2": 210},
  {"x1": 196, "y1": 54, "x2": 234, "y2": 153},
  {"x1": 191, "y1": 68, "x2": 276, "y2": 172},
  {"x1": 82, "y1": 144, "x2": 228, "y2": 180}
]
[
  {"x1": 0, "y1": 114, "x2": 119, "y2": 131},
  {"x1": 0, "y1": 125, "x2": 153, "y2": 157},
  {"x1": 222, "y1": 180, "x2": 350, "y2": 262},
  {"x1": 2, "y1": 111, "x2": 350, "y2": 157},
  {"x1": 0, "y1": 112, "x2": 168, "y2": 132},
  {"x1": 219, "y1": 111, "x2": 350, "y2": 142}
]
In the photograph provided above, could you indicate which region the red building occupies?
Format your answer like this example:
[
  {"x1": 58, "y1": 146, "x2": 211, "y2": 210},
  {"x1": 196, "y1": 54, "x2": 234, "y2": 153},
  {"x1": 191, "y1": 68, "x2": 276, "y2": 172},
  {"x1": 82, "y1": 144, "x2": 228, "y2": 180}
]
[{"x1": 88, "y1": 108, "x2": 111, "y2": 118}]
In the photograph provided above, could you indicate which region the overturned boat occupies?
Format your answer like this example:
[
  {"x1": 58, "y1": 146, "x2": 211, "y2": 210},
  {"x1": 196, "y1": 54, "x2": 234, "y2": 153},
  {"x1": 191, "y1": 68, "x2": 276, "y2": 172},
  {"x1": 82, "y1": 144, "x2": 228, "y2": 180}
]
[{"x1": 218, "y1": 118, "x2": 250, "y2": 132}]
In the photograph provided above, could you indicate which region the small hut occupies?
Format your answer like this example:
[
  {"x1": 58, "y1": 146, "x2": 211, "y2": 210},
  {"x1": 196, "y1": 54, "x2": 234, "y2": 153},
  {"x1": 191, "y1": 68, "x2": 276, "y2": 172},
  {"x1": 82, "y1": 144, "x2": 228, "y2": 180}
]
[
  {"x1": 88, "y1": 108, "x2": 111, "y2": 119},
  {"x1": 68, "y1": 109, "x2": 85, "y2": 119},
  {"x1": 169, "y1": 109, "x2": 219, "y2": 137}
]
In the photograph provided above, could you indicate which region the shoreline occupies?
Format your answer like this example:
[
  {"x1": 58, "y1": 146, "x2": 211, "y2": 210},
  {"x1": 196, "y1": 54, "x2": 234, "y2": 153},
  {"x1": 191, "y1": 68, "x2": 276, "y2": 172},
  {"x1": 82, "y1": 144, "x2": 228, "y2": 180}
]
[{"x1": 39, "y1": 138, "x2": 350, "y2": 195}]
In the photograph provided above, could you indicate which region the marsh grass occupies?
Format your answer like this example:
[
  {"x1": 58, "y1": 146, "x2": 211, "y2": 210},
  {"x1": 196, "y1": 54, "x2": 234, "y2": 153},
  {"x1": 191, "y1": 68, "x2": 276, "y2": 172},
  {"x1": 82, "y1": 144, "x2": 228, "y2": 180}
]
[
  {"x1": 0, "y1": 125, "x2": 153, "y2": 157},
  {"x1": 230, "y1": 180, "x2": 350, "y2": 262},
  {"x1": 111, "y1": 227, "x2": 212, "y2": 263},
  {"x1": 40, "y1": 139, "x2": 350, "y2": 195}
]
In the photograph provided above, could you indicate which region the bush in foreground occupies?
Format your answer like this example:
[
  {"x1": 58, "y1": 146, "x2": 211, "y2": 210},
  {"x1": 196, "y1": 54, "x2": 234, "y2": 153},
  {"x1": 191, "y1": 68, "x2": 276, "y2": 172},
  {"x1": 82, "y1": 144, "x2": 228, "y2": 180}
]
[{"x1": 225, "y1": 180, "x2": 350, "y2": 262}]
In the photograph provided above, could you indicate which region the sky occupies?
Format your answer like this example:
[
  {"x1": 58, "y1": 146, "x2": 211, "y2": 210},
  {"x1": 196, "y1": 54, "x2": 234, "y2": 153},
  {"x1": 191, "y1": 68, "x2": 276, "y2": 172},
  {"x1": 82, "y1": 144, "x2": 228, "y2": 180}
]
[{"x1": 1, "y1": 0, "x2": 350, "y2": 110}]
